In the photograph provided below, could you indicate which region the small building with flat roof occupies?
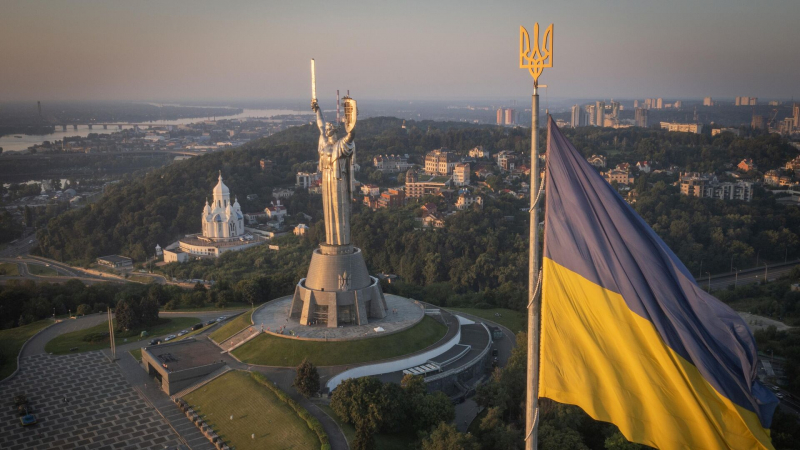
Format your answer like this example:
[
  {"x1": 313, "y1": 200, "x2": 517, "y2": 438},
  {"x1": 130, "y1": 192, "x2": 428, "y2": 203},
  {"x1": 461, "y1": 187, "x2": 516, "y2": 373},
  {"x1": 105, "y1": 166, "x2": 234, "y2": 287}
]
[
  {"x1": 96, "y1": 255, "x2": 133, "y2": 270},
  {"x1": 142, "y1": 338, "x2": 227, "y2": 395}
]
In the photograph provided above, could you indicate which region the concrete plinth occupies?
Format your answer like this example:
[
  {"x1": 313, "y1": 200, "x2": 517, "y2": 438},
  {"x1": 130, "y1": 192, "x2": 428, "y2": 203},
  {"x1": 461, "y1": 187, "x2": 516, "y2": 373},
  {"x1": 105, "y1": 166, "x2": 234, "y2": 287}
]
[{"x1": 290, "y1": 245, "x2": 388, "y2": 327}]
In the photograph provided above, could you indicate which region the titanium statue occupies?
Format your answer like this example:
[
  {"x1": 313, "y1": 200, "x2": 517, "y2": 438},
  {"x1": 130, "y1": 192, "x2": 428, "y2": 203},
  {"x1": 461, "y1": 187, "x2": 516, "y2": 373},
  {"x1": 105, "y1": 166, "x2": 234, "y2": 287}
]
[{"x1": 311, "y1": 96, "x2": 357, "y2": 246}]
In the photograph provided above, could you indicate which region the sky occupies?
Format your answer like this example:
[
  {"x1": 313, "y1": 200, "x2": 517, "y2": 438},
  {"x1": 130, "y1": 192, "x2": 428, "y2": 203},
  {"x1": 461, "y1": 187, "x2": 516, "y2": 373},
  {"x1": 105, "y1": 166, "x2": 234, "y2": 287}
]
[{"x1": 1, "y1": 0, "x2": 798, "y2": 103}]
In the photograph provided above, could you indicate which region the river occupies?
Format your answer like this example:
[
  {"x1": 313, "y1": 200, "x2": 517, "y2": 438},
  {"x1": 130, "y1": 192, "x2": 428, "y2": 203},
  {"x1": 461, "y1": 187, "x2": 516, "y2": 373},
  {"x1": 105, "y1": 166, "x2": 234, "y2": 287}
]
[{"x1": 0, "y1": 107, "x2": 311, "y2": 153}]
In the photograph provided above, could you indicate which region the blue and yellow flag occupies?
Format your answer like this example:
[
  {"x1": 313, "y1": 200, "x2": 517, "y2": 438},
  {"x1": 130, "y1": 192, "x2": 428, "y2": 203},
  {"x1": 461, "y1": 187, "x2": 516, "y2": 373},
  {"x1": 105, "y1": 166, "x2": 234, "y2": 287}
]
[{"x1": 540, "y1": 117, "x2": 778, "y2": 450}]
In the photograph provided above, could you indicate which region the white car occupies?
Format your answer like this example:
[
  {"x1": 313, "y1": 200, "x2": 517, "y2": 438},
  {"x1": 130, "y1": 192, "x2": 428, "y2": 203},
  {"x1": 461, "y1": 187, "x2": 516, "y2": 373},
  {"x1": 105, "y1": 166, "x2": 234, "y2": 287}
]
[
  {"x1": 164, "y1": 335, "x2": 177, "y2": 342},
  {"x1": 177, "y1": 330, "x2": 188, "y2": 336}
]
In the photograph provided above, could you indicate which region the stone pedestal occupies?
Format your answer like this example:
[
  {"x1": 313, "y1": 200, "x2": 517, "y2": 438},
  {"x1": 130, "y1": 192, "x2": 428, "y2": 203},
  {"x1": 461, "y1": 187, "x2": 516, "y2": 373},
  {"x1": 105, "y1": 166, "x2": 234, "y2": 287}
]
[{"x1": 290, "y1": 245, "x2": 387, "y2": 327}]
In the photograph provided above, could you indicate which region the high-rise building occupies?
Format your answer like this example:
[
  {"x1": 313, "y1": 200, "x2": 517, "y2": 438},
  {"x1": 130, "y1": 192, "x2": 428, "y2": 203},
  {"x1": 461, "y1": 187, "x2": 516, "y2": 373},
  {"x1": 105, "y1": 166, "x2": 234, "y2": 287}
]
[
  {"x1": 793, "y1": 103, "x2": 800, "y2": 128},
  {"x1": 496, "y1": 108, "x2": 504, "y2": 125},
  {"x1": 635, "y1": 108, "x2": 649, "y2": 128},
  {"x1": 610, "y1": 101, "x2": 620, "y2": 119},
  {"x1": 596, "y1": 101, "x2": 605, "y2": 127},
  {"x1": 586, "y1": 105, "x2": 596, "y2": 126},
  {"x1": 656, "y1": 98, "x2": 663, "y2": 109},
  {"x1": 504, "y1": 108, "x2": 515, "y2": 126},
  {"x1": 703, "y1": 97, "x2": 714, "y2": 107},
  {"x1": 571, "y1": 104, "x2": 584, "y2": 127},
  {"x1": 673, "y1": 100, "x2": 682, "y2": 109},
  {"x1": 634, "y1": 100, "x2": 639, "y2": 108},
  {"x1": 751, "y1": 115, "x2": 766, "y2": 130}
]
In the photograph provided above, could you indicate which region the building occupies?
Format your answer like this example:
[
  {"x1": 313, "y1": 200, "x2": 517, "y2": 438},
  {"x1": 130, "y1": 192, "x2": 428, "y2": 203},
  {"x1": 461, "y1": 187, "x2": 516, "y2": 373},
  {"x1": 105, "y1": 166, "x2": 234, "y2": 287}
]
[
  {"x1": 424, "y1": 149, "x2": 457, "y2": 175},
  {"x1": 703, "y1": 97, "x2": 714, "y2": 107},
  {"x1": 294, "y1": 224, "x2": 309, "y2": 236},
  {"x1": 496, "y1": 108, "x2": 503, "y2": 125},
  {"x1": 736, "y1": 97, "x2": 758, "y2": 106},
  {"x1": 634, "y1": 108, "x2": 649, "y2": 128},
  {"x1": 636, "y1": 161, "x2": 651, "y2": 173},
  {"x1": 360, "y1": 184, "x2": 380, "y2": 197},
  {"x1": 468, "y1": 146, "x2": 490, "y2": 159},
  {"x1": 587, "y1": 154, "x2": 607, "y2": 168},
  {"x1": 596, "y1": 101, "x2": 605, "y2": 127},
  {"x1": 453, "y1": 163, "x2": 471, "y2": 186},
  {"x1": 405, "y1": 169, "x2": 452, "y2": 198},
  {"x1": 794, "y1": 103, "x2": 800, "y2": 128},
  {"x1": 660, "y1": 122, "x2": 703, "y2": 134},
  {"x1": 374, "y1": 154, "x2": 412, "y2": 172},
  {"x1": 377, "y1": 189, "x2": 405, "y2": 209},
  {"x1": 504, "y1": 108, "x2": 515, "y2": 126},
  {"x1": 603, "y1": 168, "x2": 635, "y2": 185},
  {"x1": 679, "y1": 173, "x2": 753, "y2": 201},
  {"x1": 163, "y1": 249, "x2": 188, "y2": 263},
  {"x1": 422, "y1": 213, "x2": 446, "y2": 228},
  {"x1": 260, "y1": 159, "x2": 274, "y2": 171},
  {"x1": 266, "y1": 200, "x2": 287, "y2": 221},
  {"x1": 751, "y1": 115, "x2": 766, "y2": 130},
  {"x1": 656, "y1": 98, "x2": 663, "y2": 109},
  {"x1": 97, "y1": 255, "x2": 133, "y2": 270},
  {"x1": 496, "y1": 150, "x2": 517, "y2": 172},
  {"x1": 455, "y1": 193, "x2": 483, "y2": 210},
  {"x1": 737, "y1": 159, "x2": 757, "y2": 172},
  {"x1": 171, "y1": 172, "x2": 266, "y2": 260},
  {"x1": 781, "y1": 117, "x2": 794, "y2": 135},
  {"x1": 586, "y1": 105, "x2": 596, "y2": 126},
  {"x1": 764, "y1": 170, "x2": 781, "y2": 186},
  {"x1": 296, "y1": 171, "x2": 321, "y2": 188},
  {"x1": 571, "y1": 104, "x2": 587, "y2": 128},
  {"x1": 711, "y1": 128, "x2": 741, "y2": 137},
  {"x1": 272, "y1": 188, "x2": 293, "y2": 199}
]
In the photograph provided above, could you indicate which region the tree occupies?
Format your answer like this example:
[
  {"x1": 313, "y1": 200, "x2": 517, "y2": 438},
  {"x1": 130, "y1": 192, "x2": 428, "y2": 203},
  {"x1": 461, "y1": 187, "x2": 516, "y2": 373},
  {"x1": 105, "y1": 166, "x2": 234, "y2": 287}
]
[
  {"x1": 76, "y1": 304, "x2": 92, "y2": 316},
  {"x1": 605, "y1": 431, "x2": 650, "y2": 450},
  {"x1": 421, "y1": 422, "x2": 480, "y2": 450},
  {"x1": 114, "y1": 299, "x2": 139, "y2": 331},
  {"x1": 293, "y1": 359, "x2": 320, "y2": 397},
  {"x1": 413, "y1": 391, "x2": 455, "y2": 432},
  {"x1": 139, "y1": 296, "x2": 159, "y2": 326},
  {"x1": 353, "y1": 420, "x2": 376, "y2": 450}
]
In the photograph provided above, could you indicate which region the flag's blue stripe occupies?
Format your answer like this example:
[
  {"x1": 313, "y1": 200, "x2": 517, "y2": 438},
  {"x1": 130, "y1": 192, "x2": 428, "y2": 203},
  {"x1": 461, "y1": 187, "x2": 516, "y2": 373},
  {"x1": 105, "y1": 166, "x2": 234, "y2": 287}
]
[{"x1": 543, "y1": 118, "x2": 777, "y2": 426}]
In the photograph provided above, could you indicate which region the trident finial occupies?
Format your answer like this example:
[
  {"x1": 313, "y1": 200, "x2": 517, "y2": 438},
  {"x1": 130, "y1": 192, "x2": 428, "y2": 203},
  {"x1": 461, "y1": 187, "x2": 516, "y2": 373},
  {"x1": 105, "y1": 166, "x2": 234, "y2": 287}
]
[{"x1": 520, "y1": 23, "x2": 553, "y2": 85}]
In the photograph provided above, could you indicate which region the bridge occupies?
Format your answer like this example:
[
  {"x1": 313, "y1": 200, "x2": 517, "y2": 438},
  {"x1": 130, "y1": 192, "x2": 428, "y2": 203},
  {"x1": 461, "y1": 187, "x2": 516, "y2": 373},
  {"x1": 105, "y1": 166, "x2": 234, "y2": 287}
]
[{"x1": 57, "y1": 123, "x2": 185, "y2": 131}]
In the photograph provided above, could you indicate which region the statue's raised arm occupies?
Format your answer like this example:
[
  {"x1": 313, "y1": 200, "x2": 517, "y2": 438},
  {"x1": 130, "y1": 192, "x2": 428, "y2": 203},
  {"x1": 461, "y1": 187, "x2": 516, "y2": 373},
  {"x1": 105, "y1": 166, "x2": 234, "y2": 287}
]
[
  {"x1": 342, "y1": 97, "x2": 357, "y2": 144},
  {"x1": 311, "y1": 99, "x2": 325, "y2": 135}
]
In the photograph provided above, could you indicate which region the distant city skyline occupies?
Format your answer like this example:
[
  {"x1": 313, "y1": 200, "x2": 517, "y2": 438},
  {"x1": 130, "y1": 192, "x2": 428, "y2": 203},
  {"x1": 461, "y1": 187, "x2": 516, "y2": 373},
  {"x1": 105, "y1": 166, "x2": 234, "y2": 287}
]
[{"x1": 1, "y1": 0, "x2": 798, "y2": 102}]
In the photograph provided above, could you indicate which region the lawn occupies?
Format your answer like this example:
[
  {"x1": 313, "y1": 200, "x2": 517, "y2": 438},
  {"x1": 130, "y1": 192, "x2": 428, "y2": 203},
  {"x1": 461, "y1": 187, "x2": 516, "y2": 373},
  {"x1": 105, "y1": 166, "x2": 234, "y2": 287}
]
[
  {"x1": 27, "y1": 264, "x2": 59, "y2": 276},
  {"x1": 0, "y1": 263, "x2": 20, "y2": 276},
  {"x1": 448, "y1": 307, "x2": 526, "y2": 333},
  {"x1": 0, "y1": 320, "x2": 52, "y2": 379},
  {"x1": 44, "y1": 317, "x2": 199, "y2": 354},
  {"x1": 129, "y1": 348, "x2": 142, "y2": 361},
  {"x1": 318, "y1": 403, "x2": 415, "y2": 450},
  {"x1": 233, "y1": 315, "x2": 447, "y2": 367},
  {"x1": 183, "y1": 371, "x2": 321, "y2": 450},
  {"x1": 167, "y1": 302, "x2": 253, "y2": 312},
  {"x1": 209, "y1": 312, "x2": 251, "y2": 343},
  {"x1": 128, "y1": 274, "x2": 158, "y2": 283}
]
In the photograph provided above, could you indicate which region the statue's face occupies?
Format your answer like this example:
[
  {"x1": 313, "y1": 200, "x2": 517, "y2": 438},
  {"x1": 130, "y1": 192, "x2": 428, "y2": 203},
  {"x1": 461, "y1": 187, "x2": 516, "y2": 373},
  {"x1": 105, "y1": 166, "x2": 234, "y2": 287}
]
[{"x1": 325, "y1": 123, "x2": 337, "y2": 140}]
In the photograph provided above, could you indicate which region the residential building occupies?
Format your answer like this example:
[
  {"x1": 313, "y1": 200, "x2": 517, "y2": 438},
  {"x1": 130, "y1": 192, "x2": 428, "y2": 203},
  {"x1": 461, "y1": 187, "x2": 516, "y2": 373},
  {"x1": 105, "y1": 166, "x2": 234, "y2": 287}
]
[
  {"x1": 586, "y1": 105, "x2": 596, "y2": 126},
  {"x1": 266, "y1": 200, "x2": 287, "y2": 221},
  {"x1": 711, "y1": 128, "x2": 741, "y2": 137},
  {"x1": 377, "y1": 189, "x2": 405, "y2": 209},
  {"x1": 260, "y1": 159, "x2": 274, "y2": 171},
  {"x1": 603, "y1": 168, "x2": 635, "y2": 185},
  {"x1": 660, "y1": 122, "x2": 703, "y2": 134},
  {"x1": 737, "y1": 159, "x2": 757, "y2": 172},
  {"x1": 587, "y1": 154, "x2": 607, "y2": 168},
  {"x1": 679, "y1": 172, "x2": 753, "y2": 201},
  {"x1": 455, "y1": 193, "x2": 483, "y2": 210},
  {"x1": 361, "y1": 184, "x2": 380, "y2": 197},
  {"x1": 496, "y1": 108, "x2": 503, "y2": 125},
  {"x1": 571, "y1": 104, "x2": 587, "y2": 127},
  {"x1": 764, "y1": 170, "x2": 781, "y2": 186},
  {"x1": 421, "y1": 203, "x2": 437, "y2": 216},
  {"x1": 794, "y1": 103, "x2": 800, "y2": 128},
  {"x1": 751, "y1": 115, "x2": 766, "y2": 130},
  {"x1": 374, "y1": 154, "x2": 412, "y2": 172},
  {"x1": 636, "y1": 161, "x2": 651, "y2": 173},
  {"x1": 293, "y1": 224, "x2": 309, "y2": 236},
  {"x1": 656, "y1": 98, "x2": 663, "y2": 109},
  {"x1": 424, "y1": 149, "x2": 457, "y2": 175},
  {"x1": 635, "y1": 108, "x2": 648, "y2": 128},
  {"x1": 163, "y1": 249, "x2": 188, "y2": 263},
  {"x1": 296, "y1": 171, "x2": 321, "y2": 188},
  {"x1": 703, "y1": 97, "x2": 714, "y2": 106},
  {"x1": 422, "y1": 213, "x2": 446, "y2": 229},
  {"x1": 504, "y1": 108, "x2": 515, "y2": 126},
  {"x1": 596, "y1": 101, "x2": 605, "y2": 127},
  {"x1": 453, "y1": 163, "x2": 471, "y2": 186},
  {"x1": 496, "y1": 150, "x2": 517, "y2": 172},
  {"x1": 272, "y1": 188, "x2": 293, "y2": 199},
  {"x1": 469, "y1": 146, "x2": 490, "y2": 159},
  {"x1": 405, "y1": 169, "x2": 452, "y2": 198}
]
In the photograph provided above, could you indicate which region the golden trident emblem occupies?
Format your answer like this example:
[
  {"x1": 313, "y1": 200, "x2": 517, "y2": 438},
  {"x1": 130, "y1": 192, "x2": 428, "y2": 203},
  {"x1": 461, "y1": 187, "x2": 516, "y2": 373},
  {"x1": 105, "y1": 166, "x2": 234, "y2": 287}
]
[{"x1": 520, "y1": 23, "x2": 553, "y2": 85}]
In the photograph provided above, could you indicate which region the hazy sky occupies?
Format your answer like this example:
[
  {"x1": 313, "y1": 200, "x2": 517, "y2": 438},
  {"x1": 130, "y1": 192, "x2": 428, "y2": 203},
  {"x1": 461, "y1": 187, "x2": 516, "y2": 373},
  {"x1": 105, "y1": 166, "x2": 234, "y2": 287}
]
[{"x1": 1, "y1": 0, "x2": 798, "y2": 102}]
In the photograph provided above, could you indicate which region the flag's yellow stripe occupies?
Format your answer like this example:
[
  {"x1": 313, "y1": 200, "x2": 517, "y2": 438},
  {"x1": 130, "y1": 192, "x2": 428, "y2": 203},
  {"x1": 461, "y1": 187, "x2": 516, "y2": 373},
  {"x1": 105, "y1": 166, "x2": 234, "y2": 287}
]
[{"x1": 540, "y1": 257, "x2": 773, "y2": 450}]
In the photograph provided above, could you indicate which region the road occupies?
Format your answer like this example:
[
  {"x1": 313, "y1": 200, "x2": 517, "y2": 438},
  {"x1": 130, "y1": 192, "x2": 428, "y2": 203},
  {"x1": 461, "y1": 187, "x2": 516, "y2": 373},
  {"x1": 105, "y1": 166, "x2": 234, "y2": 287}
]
[{"x1": 694, "y1": 260, "x2": 800, "y2": 291}]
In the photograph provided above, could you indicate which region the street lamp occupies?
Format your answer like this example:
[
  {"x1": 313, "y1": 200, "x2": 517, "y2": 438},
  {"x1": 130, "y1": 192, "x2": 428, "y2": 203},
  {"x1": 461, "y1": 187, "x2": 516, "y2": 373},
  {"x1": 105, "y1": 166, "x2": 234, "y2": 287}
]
[
  {"x1": 764, "y1": 263, "x2": 769, "y2": 284},
  {"x1": 734, "y1": 268, "x2": 739, "y2": 288},
  {"x1": 706, "y1": 272, "x2": 712, "y2": 292}
]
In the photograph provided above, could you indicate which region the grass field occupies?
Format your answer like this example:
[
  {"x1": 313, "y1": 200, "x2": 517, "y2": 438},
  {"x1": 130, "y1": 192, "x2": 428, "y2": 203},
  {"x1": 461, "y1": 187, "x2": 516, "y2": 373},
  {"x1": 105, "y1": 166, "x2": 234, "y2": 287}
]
[
  {"x1": 0, "y1": 320, "x2": 52, "y2": 379},
  {"x1": 128, "y1": 274, "x2": 158, "y2": 283},
  {"x1": 44, "y1": 317, "x2": 199, "y2": 354},
  {"x1": 27, "y1": 264, "x2": 59, "y2": 276},
  {"x1": 184, "y1": 371, "x2": 320, "y2": 450},
  {"x1": 209, "y1": 312, "x2": 250, "y2": 343},
  {"x1": 448, "y1": 307, "x2": 526, "y2": 333},
  {"x1": 318, "y1": 404, "x2": 414, "y2": 450},
  {"x1": 233, "y1": 315, "x2": 447, "y2": 367},
  {"x1": 129, "y1": 348, "x2": 142, "y2": 361},
  {"x1": 167, "y1": 302, "x2": 253, "y2": 312},
  {"x1": 0, "y1": 263, "x2": 20, "y2": 276}
]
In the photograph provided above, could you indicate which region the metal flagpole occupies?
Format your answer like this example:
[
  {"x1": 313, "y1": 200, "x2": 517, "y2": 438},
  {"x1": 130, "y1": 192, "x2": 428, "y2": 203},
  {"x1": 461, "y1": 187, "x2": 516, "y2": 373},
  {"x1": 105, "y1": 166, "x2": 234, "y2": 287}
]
[{"x1": 519, "y1": 23, "x2": 553, "y2": 450}]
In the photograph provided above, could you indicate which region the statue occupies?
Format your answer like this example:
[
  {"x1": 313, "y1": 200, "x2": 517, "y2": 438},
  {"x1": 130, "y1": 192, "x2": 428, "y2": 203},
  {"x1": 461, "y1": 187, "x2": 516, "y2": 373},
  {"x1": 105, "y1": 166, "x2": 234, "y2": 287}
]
[{"x1": 311, "y1": 67, "x2": 357, "y2": 246}]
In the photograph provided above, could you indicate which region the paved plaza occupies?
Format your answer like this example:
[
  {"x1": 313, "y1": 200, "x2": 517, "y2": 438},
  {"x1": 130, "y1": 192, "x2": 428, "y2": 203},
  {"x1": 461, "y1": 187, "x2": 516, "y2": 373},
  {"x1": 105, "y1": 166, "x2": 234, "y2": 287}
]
[
  {"x1": 0, "y1": 352, "x2": 183, "y2": 450},
  {"x1": 252, "y1": 294, "x2": 425, "y2": 339}
]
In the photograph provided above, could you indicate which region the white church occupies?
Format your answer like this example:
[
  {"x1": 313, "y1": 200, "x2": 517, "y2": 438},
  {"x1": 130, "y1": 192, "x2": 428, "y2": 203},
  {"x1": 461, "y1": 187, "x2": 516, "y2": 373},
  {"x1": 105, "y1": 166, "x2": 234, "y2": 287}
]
[{"x1": 164, "y1": 171, "x2": 266, "y2": 262}]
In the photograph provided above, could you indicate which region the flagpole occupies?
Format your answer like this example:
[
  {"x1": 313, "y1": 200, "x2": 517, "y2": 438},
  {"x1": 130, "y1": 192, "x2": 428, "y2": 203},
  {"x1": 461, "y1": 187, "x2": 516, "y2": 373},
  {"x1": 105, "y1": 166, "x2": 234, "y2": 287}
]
[{"x1": 525, "y1": 82, "x2": 540, "y2": 450}]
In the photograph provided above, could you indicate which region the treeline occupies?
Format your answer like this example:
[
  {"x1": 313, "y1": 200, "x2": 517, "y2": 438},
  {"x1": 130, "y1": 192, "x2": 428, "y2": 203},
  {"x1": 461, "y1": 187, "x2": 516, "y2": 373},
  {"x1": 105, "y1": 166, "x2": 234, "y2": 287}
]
[{"x1": 0, "y1": 278, "x2": 268, "y2": 330}]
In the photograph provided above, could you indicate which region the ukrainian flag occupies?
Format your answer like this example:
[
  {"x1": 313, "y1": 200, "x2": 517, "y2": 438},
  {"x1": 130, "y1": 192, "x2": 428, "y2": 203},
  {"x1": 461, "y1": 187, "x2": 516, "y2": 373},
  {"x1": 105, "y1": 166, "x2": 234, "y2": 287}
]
[{"x1": 540, "y1": 117, "x2": 778, "y2": 449}]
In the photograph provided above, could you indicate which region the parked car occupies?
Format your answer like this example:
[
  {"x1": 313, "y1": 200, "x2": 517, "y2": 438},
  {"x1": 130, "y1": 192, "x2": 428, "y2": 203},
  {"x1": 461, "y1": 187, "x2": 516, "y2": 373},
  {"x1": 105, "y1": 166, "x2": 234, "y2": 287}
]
[
  {"x1": 191, "y1": 323, "x2": 204, "y2": 331},
  {"x1": 491, "y1": 348, "x2": 499, "y2": 357},
  {"x1": 205, "y1": 320, "x2": 216, "y2": 326},
  {"x1": 164, "y1": 335, "x2": 176, "y2": 342},
  {"x1": 149, "y1": 338, "x2": 162, "y2": 345},
  {"x1": 177, "y1": 330, "x2": 188, "y2": 336}
]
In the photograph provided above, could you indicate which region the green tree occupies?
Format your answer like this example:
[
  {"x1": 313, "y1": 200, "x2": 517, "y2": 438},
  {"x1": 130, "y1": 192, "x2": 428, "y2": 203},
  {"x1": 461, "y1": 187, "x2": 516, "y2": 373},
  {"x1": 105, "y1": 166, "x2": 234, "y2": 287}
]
[
  {"x1": 293, "y1": 359, "x2": 320, "y2": 397},
  {"x1": 353, "y1": 420, "x2": 376, "y2": 450},
  {"x1": 605, "y1": 431, "x2": 649, "y2": 450},
  {"x1": 139, "y1": 296, "x2": 159, "y2": 326},
  {"x1": 421, "y1": 422, "x2": 480, "y2": 450},
  {"x1": 76, "y1": 304, "x2": 92, "y2": 316},
  {"x1": 114, "y1": 299, "x2": 139, "y2": 331}
]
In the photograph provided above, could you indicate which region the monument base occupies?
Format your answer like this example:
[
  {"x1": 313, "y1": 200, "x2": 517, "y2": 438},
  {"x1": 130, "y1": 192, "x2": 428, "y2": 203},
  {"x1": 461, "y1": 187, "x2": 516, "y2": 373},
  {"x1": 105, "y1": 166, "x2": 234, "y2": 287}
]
[{"x1": 290, "y1": 246, "x2": 388, "y2": 327}]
